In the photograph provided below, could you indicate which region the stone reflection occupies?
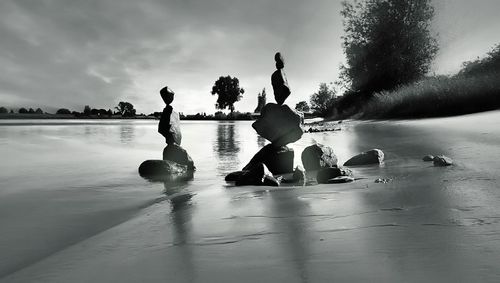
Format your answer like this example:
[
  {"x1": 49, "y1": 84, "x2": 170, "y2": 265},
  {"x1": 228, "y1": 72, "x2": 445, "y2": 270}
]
[
  {"x1": 213, "y1": 121, "x2": 240, "y2": 174},
  {"x1": 119, "y1": 123, "x2": 135, "y2": 144}
]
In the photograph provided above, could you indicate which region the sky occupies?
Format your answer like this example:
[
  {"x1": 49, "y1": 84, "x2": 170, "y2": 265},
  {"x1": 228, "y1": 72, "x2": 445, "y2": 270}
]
[{"x1": 0, "y1": 0, "x2": 499, "y2": 114}]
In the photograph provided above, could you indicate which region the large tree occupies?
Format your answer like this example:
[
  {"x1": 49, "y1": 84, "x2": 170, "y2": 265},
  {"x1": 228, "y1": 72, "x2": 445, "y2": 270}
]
[
  {"x1": 115, "y1": 101, "x2": 136, "y2": 117},
  {"x1": 340, "y1": 0, "x2": 438, "y2": 95},
  {"x1": 211, "y1": 76, "x2": 245, "y2": 113},
  {"x1": 310, "y1": 83, "x2": 336, "y2": 117},
  {"x1": 295, "y1": 101, "x2": 310, "y2": 112}
]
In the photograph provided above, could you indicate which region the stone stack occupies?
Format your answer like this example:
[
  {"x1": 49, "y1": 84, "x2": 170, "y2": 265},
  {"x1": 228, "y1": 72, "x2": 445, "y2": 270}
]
[
  {"x1": 139, "y1": 86, "x2": 195, "y2": 181},
  {"x1": 226, "y1": 52, "x2": 303, "y2": 186}
]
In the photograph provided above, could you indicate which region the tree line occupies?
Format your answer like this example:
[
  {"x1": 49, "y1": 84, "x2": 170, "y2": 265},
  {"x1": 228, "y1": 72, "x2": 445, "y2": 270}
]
[{"x1": 0, "y1": 101, "x2": 138, "y2": 117}]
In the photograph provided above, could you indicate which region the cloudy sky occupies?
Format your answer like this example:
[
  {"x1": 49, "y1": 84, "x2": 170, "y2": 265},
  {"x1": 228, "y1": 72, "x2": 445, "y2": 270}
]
[{"x1": 1, "y1": 0, "x2": 499, "y2": 114}]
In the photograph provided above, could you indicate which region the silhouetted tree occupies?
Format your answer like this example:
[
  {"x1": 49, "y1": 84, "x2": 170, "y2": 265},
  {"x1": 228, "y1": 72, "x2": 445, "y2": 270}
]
[
  {"x1": 19, "y1": 108, "x2": 28, "y2": 114},
  {"x1": 10, "y1": 109, "x2": 14, "y2": 113},
  {"x1": 340, "y1": 0, "x2": 438, "y2": 95},
  {"x1": 211, "y1": 76, "x2": 245, "y2": 113},
  {"x1": 56, "y1": 108, "x2": 72, "y2": 115},
  {"x1": 35, "y1": 108, "x2": 43, "y2": 114},
  {"x1": 295, "y1": 101, "x2": 310, "y2": 112},
  {"x1": 310, "y1": 83, "x2": 336, "y2": 117},
  {"x1": 83, "y1": 105, "x2": 91, "y2": 116},
  {"x1": 28, "y1": 108, "x2": 35, "y2": 114},
  {"x1": 254, "y1": 88, "x2": 266, "y2": 113},
  {"x1": 0, "y1": 107, "x2": 7, "y2": 114},
  {"x1": 107, "y1": 109, "x2": 113, "y2": 116},
  {"x1": 115, "y1": 101, "x2": 136, "y2": 117},
  {"x1": 459, "y1": 43, "x2": 500, "y2": 77}
]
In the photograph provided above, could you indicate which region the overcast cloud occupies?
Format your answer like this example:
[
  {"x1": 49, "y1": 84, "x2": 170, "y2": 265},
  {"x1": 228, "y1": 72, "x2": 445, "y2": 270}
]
[{"x1": 0, "y1": 0, "x2": 499, "y2": 114}]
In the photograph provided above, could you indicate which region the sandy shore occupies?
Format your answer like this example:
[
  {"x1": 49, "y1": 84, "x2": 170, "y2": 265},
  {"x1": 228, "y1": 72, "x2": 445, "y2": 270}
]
[{"x1": 2, "y1": 111, "x2": 500, "y2": 282}]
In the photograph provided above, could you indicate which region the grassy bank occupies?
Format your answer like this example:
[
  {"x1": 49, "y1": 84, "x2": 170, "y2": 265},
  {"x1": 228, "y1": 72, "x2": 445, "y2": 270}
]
[{"x1": 357, "y1": 72, "x2": 500, "y2": 119}]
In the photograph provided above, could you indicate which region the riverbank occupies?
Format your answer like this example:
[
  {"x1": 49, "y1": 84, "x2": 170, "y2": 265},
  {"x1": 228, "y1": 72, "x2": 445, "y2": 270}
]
[{"x1": 1, "y1": 111, "x2": 499, "y2": 282}]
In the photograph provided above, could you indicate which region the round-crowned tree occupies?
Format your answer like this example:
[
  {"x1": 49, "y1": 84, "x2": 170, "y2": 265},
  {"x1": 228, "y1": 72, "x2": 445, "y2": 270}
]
[{"x1": 211, "y1": 76, "x2": 245, "y2": 113}]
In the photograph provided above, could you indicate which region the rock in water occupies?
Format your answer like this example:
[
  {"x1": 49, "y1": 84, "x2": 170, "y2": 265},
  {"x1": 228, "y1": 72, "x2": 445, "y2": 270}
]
[
  {"x1": 343, "y1": 149, "x2": 384, "y2": 166},
  {"x1": 163, "y1": 144, "x2": 195, "y2": 170},
  {"x1": 316, "y1": 167, "x2": 353, "y2": 184},
  {"x1": 293, "y1": 166, "x2": 306, "y2": 185},
  {"x1": 252, "y1": 103, "x2": 303, "y2": 147},
  {"x1": 232, "y1": 163, "x2": 280, "y2": 187},
  {"x1": 301, "y1": 143, "x2": 338, "y2": 171},
  {"x1": 139, "y1": 160, "x2": 192, "y2": 181},
  {"x1": 242, "y1": 144, "x2": 294, "y2": 175},
  {"x1": 422, "y1": 155, "x2": 434, "y2": 162},
  {"x1": 433, "y1": 155, "x2": 453, "y2": 166}
]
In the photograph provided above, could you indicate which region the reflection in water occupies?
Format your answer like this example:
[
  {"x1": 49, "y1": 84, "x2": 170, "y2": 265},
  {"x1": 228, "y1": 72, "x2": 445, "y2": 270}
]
[
  {"x1": 119, "y1": 124, "x2": 135, "y2": 144},
  {"x1": 213, "y1": 122, "x2": 240, "y2": 174}
]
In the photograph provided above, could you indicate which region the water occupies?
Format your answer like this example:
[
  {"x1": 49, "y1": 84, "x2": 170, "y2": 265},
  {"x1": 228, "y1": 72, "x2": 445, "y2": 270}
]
[{"x1": 1, "y1": 114, "x2": 499, "y2": 282}]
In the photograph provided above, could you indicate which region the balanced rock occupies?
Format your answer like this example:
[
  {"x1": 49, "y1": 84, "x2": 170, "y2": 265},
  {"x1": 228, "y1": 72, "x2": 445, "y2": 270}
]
[
  {"x1": 301, "y1": 143, "x2": 338, "y2": 171},
  {"x1": 243, "y1": 144, "x2": 294, "y2": 175},
  {"x1": 317, "y1": 167, "x2": 353, "y2": 184},
  {"x1": 252, "y1": 103, "x2": 303, "y2": 147},
  {"x1": 139, "y1": 160, "x2": 192, "y2": 182},
  {"x1": 163, "y1": 144, "x2": 195, "y2": 170},
  {"x1": 422, "y1": 155, "x2": 434, "y2": 162},
  {"x1": 343, "y1": 149, "x2": 384, "y2": 166},
  {"x1": 433, "y1": 155, "x2": 453, "y2": 166},
  {"x1": 271, "y1": 52, "x2": 290, "y2": 105},
  {"x1": 228, "y1": 163, "x2": 280, "y2": 187}
]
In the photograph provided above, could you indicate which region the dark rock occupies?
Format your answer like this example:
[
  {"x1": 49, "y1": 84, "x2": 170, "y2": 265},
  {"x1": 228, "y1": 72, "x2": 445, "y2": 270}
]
[
  {"x1": 234, "y1": 163, "x2": 280, "y2": 187},
  {"x1": 327, "y1": 176, "x2": 354, "y2": 184},
  {"x1": 243, "y1": 144, "x2": 294, "y2": 175},
  {"x1": 272, "y1": 52, "x2": 290, "y2": 105},
  {"x1": 160, "y1": 86, "x2": 175, "y2": 105},
  {"x1": 225, "y1": 171, "x2": 245, "y2": 182},
  {"x1": 433, "y1": 155, "x2": 453, "y2": 166},
  {"x1": 343, "y1": 149, "x2": 384, "y2": 166},
  {"x1": 275, "y1": 52, "x2": 285, "y2": 69},
  {"x1": 317, "y1": 167, "x2": 353, "y2": 184},
  {"x1": 252, "y1": 103, "x2": 303, "y2": 147},
  {"x1": 422, "y1": 155, "x2": 434, "y2": 162},
  {"x1": 139, "y1": 160, "x2": 192, "y2": 182},
  {"x1": 301, "y1": 143, "x2": 338, "y2": 171},
  {"x1": 293, "y1": 166, "x2": 306, "y2": 185},
  {"x1": 163, "y1": 144, "x2": 195, "y2": 170}
]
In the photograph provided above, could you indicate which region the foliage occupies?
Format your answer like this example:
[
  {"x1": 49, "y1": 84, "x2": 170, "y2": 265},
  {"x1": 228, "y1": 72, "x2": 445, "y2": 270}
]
[
  {"x1": 211, "y1": 76, "x2": 245, "y2": 112},
  {"x1": 0, "y1": 107, "x2": 7, "y2": 114},
  {"x1": 115, "y1": 101, "x2": 136, "y2": 117},
  {"x1": 28, "y1": 108, "x2": 35, "y2": 114},
  {"x1": 340, "y1": 0, "x2": 438, "y2": 95},
  {"x1": 459, "y1": 43, "x2": 500, "y2": 77},
  {"x1": 35, "y1": 108, "x2": 43, "y2": 114},
  {"x1": 310, "y1": 83, "x2": 336, "y2": 117},
  {"x1": 295, "y1": 101, "x2": 310, "y2": 112},
  {"x1": 18, "y1": 108, "x2": 28, "y2": 114},
  {"x1": 83, "y1": 105, "x2": 91, "y2": 116},
  {"x1": 56, "y1": 108, "x2": 72, "y2": 115}
]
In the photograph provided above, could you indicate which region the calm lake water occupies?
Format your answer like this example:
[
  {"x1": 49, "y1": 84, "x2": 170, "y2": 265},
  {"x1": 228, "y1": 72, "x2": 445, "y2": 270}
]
[{"x1": 1, "y1": 115, "x2": 499, "y2": 282}]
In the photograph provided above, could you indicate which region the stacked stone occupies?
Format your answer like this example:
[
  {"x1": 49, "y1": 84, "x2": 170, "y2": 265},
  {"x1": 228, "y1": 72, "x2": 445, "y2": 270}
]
[
  {"x1": 139, "y1": 86, "x2": 195, "y2": 181},
  {"x1": 226, "y1": 52, "x2": 304, "y2": 186}
]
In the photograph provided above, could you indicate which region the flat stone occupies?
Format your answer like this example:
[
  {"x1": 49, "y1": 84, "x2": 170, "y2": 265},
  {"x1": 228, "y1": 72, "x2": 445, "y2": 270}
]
[
  {"x1": 343, "y1": 149, "x2": 384, "y2": 166},
  {"x1": 243, "y1": 144, "x2": 294, "y2": 175},
  {"x1": 317, "y1": 167, "x2": 353, "y2": 184},
  {"x1": 301, "y1": 143, "x2": 338, "y2": 171},
  {"x1": 252, "y1": 103, "x2": 303, "y2": 147},
  {"x1": 422, "y1": 155, "x2": 434, "y2": 162},
  {"x1": 138, "y1": 159, "x2": 193, "y2": 182},
  {"x1": 433, "y1": 155, "x2": 453, "y2": 166}
]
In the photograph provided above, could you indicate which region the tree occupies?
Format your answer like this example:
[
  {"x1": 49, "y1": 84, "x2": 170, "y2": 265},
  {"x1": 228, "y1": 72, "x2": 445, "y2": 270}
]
[
  {"x1": 340, "y1": 0, "x2": 438, "y2": 95},
  {"x1": 28, "y1": 108, "x2": 35, "y2": 114},
  {"x1": 295, "y1": 101, "x2": 310, "y2": 112},
  {"x1": 115, "y1": 101, "x2": 136, "y2": 117},
  {"x1": 310, "y1": 83, "x2": 336, "y2": 117},
  {"x1": 0, "y1": 107, "x2": 7, "y2": 114},
  {"x1": 56, "y1": 108, "x2": 71, "y2": 114},
  {"x1": 35, "y1": 108, "x2": 43, "y2": 114},
  {"x1": 18, "y1": 108, "x2": 28, "y2": 114},
  {"x1": 83, "y1": 105, "x2": 91, "y2": 116},
  {"x1": 211, "y1": 76, "x2": 245, "y2": 113},
  {"x1": 459, "y1": 43, "x2": 500, "y2": 77}
]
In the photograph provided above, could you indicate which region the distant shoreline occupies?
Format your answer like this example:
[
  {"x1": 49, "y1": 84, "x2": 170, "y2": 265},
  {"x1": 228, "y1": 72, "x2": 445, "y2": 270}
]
[{"x1": 0, "y1": 113, "x2": 258, "y2": 121}]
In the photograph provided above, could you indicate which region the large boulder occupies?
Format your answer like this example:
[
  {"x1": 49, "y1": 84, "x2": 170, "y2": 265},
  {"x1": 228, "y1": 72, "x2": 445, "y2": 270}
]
[
  {"x1": 139, "y1": 160, "x2": 193, "y2": 182},
  {"x1": 252, "y1": 103, "x2": 303, "y2": 147},
  {"x1": 242, "y1": 144, "x2": 294, "y2": 175},
  {"x1": 301, "y1": 143, "x2": 338, "y2": 171},
  {"x1": 433, "y1": 155, "x2": 453, "y2": 166},
  {"x1": 316, "y1": 167, "x2": 353, "y2": 184},
  {"x1": 163, "y1": 144, "x2": 195, "y2": 170},
  {"x1": 343, "y1": 149, "x2": 384, "y2": 166},
  {"x1": 227, "y1": 163, "x2": 280, "y2": 187}
]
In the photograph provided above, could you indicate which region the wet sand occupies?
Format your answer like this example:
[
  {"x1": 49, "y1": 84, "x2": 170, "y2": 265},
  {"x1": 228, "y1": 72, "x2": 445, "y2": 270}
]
[{"x1": 2, "y1": 111, "x2": 500, "y2": 282}]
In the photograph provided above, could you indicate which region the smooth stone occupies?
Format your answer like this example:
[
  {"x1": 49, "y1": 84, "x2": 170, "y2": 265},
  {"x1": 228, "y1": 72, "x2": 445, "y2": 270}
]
[
  {"x1": 275, "y1": 52, "x2": 285, "y2": 69},
  {"x1": 243, "y1": 144, "x2": 294, "y2": 175},
  {"x1": 271, "y1": 69, "x2": 290, "y2": 105},
  {"x1": 423, "y1": 155, "x2": 434, "y2": 162},
  {"x1": 317, "y1": 167, "x2": 353, "y2": 184},
  {"x1": 433, "y1": 155, "x2": 453, "y2": 166},
  {"x1": 138, "y1": 160, "x2": 192, "y2": 182},
  {"x1": 343, "y1": 149, "x2": 384, "y2": 166},
  {"x1": 234, "y1": 163, "x2": 280, "y2": 187},
  {"x1": 163, "y1": 144, "x2": 195, "y2": 170},
  {"x1": 327, "y1": 176, "x2": 354, "y2": 184},
  {"x1": 252, "y1": 103, "x2": 303, "y2": 147},
  {"x1": 301, "y1": 143, "x2": 338, "y2": 171}
]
